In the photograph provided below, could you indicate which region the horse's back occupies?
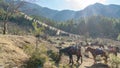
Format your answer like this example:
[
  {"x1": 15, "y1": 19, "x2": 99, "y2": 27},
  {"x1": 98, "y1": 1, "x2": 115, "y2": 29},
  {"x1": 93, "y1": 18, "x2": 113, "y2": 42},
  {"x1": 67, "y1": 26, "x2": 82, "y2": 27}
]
[{"x1": 95, "y1": 48, "x2": 105, "y2": 55}]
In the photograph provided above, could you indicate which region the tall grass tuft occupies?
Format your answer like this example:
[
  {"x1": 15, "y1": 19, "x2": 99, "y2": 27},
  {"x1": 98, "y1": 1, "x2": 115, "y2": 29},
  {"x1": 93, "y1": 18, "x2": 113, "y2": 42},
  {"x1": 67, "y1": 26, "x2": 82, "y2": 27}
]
[{"x1": 109, "y1": 55, "x2": 120, "y2": 68}]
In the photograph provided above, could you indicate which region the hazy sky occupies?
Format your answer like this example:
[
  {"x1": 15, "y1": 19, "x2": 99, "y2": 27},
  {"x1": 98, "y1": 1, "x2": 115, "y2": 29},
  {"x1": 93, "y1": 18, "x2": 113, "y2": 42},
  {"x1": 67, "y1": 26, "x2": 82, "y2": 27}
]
[{"x1": 33, "y1": 0, "x2": 120, "y2": 11}]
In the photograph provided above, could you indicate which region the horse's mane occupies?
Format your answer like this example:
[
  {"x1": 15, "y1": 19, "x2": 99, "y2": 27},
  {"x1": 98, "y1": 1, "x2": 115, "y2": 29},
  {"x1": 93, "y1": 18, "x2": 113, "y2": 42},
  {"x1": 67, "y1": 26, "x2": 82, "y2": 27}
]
[
  {"x1": 59, "y1": 47, "x2": 70, "y2": 53},
  {"x1": 59, "y1": 45, "x2": 81, "y2": 55},
  {"x1": 87, "y1": 47, "x2": 95, "y2": 52}
]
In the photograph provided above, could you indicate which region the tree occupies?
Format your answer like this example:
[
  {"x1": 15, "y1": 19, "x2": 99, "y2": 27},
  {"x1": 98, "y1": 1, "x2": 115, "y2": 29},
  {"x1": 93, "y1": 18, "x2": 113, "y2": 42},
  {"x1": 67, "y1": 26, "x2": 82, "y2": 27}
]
[
  {"x1": 32, "y1": 22, "x2": 44, "y2": 36},
  {"x1": 117, "y1": 34, "x2": 120, "y2": 41},
  {"x1": 1, "y1": 0, "x2": 38, "y2": 34},
  {"x1": 1, "y1": 0, "x2": 24, "y2": 34},
  {"x1": 32, "y1": 22, "x2": 44, "y2": 51}
]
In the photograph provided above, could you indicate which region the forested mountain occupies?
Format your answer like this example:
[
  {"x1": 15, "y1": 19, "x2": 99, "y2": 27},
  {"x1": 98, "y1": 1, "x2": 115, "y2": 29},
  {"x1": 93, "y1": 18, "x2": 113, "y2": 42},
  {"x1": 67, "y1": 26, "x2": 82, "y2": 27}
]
[
  {"x1": 18, "y1": 2, "x2": 120, "y2": 21},
  {"x1": 57, "y1": 16, "x2": 120, "y2": 39},
  {"x1": 1, "y1": 0, "x2": 120, "y2": 40},
  {"x1": 75, "y1": 3, "x2": 120, "y2": 19}
]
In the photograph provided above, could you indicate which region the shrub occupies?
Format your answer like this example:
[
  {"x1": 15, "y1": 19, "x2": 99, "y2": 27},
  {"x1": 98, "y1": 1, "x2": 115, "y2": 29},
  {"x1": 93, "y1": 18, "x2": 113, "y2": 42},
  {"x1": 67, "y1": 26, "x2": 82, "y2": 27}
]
[
  {"x1": 117, "y1": 34, "x2": 120, "y2": 41},
  {"x1": 23, "y1": 44, "x2": 35, "y2": 56},
  {"x1": 26, "y1": 52, "x2": 48, "y2": 68},
  {"x1": 109, "y1": 55, "x2": 120, "y2": 68},
  {"x1": 47, "y1": 50, "x2": 59, "y2": 62},
  {"x1": 25, "y1": 44, "x2": 56, "y2": 68}
]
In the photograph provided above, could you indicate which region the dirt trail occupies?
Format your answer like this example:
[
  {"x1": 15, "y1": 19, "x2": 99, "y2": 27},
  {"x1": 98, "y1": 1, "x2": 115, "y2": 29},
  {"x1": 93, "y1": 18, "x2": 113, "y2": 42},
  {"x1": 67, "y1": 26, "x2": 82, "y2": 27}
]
[{"x1": 80, "y1": 58, "x2": 94, "y2": 68}]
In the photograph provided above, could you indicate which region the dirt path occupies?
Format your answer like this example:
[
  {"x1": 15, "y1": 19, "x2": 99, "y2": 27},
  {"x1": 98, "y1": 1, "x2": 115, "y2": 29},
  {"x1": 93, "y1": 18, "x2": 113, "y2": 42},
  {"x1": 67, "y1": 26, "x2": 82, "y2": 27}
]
[{"x1": 79, "y1": 58, "x2": 94, "y2": 68}]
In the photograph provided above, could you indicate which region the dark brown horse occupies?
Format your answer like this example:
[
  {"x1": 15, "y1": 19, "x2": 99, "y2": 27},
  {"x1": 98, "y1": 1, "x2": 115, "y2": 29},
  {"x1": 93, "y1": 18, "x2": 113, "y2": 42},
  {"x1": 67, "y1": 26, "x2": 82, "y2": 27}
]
[
  {"x1": 57, "y1": 45, "x2": 82, "y2": 65},
  {"x1": 85, "y1": 47, "x2": 108, "y2": 64},
  {"x1": 107, "y1": 46, "x2": 119, "y2": 56}
]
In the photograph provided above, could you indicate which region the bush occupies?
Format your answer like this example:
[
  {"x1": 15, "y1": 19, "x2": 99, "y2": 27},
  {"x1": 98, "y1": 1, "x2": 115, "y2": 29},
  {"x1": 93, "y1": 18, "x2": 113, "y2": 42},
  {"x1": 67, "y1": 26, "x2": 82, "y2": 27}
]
[
  {"x1": 47, "y1": 50, "x2": 59, "y2": 62},
  {"x1": 25, "y1": 44, "x2": 56, "y2": 68},
  {"x1": 23, "y1": 44, "x2": 35, "y2": 56},
  {"x1": 26, "y1": 52, "x2": 48, "y2": 68},
  {"x1": 117, "y1": 34, "x2": 120, "y2": 41},
  {"x1": 110, "y1": 55, "x2": 120, "y2": 68}
]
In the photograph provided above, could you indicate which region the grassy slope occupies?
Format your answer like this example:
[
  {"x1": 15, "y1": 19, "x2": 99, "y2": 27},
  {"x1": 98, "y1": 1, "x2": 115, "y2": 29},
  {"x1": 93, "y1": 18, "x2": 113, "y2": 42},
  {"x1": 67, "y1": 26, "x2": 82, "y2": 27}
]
[
  {"x1": 0, "y1": 35, "x2": 36, "y2": 67},
  {"x1": 0, "y1": 35, "x2": 120, "y2": 68}
]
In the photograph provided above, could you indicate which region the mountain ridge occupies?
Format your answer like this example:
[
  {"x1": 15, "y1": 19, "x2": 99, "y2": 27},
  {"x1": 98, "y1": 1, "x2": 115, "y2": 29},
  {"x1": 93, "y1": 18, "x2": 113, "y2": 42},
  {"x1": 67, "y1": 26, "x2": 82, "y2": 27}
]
[{"x1": 15, "y1": 1, "x2": 120, "y2": 21}]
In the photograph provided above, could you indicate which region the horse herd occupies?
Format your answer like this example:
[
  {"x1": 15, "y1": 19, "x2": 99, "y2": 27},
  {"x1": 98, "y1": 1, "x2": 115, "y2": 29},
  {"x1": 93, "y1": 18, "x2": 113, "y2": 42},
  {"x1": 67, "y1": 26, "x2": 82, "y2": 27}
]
[{"x1": 56, "y1": 41, "x2": 120, "y2": 65}]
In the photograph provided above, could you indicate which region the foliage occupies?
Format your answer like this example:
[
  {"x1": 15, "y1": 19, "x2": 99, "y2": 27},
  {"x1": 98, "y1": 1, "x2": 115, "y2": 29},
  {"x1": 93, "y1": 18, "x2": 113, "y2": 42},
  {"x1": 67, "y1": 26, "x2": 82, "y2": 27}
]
[
  {"x1": 32, "y1": 22, "x2": 44, "y2": 36},
  {"x1": 47, "y1": 50, "x2": 59, "y2": 62},
  {"x1": 0, "y1": 8, "x2": 6, "y2": 20},
  {"x1": 110, "y1": 55, "x2": 120, "y2": 68},
  {"x1": 25, "y1": 44, "x2": 46, "y2": 68},
  {"x1": 31, "y1": 15, "x2": 57, "y2": 27},
  {"x1": 0, "y1": 0, "x2": 25, "y2": 34},
  {"x1": 117, "y1": 34, "x2": 120, "y2": 41},
  {"x1": 0, "y1": 13, "x2": 33, "y2": 35},
  {"x1": 25, "y1": 44, "x2": 56, "y2": 68},
  {"x1": 26, "y1": 15, "x2": 120, "y2": 39},
  {"x1": 1, "y1": 0, "x2": 120, "y2": 39},
  {"x1": 23, "y1": 44, "x2": 35, "y2": 56},
  {"x1": 26, "y1": 52, "x2": 48, "y2": 68},
  {"x1": 56, "y1": 16, "x2": 120, "y2": 39}
]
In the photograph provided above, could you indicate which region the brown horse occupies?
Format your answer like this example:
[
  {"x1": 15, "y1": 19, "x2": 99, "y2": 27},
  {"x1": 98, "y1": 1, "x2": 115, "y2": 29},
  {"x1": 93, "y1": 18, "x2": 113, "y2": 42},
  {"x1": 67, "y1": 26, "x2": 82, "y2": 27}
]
[
  {"x1": 107, "y1": 46, "x2": 119, "y2": 56},
  {"x1": 57, "y1": 45, "x2": 83, "y2": 65},
  {"x1": 85, "y1": 47, "x2": 108, "y2": 64}
]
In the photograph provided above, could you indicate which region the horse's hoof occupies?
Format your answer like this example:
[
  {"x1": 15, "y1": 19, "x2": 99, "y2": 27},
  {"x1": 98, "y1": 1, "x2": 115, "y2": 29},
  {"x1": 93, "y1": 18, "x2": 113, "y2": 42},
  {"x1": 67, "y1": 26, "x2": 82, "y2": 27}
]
[
  {"x1": 78, "y1": 63, "x2": 81, "y2": 65},
  {"x1": 77, "y1": 62, "x2": 80, "y2": 64},
  {"x1": 94, "y1": 62, "x2": 97, "y2": 64}
]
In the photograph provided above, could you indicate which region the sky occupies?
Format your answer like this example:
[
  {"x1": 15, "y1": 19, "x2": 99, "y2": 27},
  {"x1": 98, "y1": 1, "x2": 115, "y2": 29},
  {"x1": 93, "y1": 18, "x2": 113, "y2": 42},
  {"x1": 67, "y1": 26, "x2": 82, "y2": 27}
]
[{"x1": 31, "y1": 0, "x2": 120, "y2": 11}]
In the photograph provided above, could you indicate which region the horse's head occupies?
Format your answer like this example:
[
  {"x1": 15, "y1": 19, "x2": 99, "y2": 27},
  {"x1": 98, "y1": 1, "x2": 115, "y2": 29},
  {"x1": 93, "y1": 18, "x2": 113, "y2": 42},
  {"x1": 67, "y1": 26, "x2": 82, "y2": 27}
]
[
  {"x1": 55, "y1": 46, "x2": 64, "y2": 64},
  {"x1": 84, "y1": 47, "x2": 91, "y2": 58},
  {"x1": 85, "y1": 47, "x2": 91, "y2": 52},
  {"x1": 55, "y1": 46, "x2": 64, "y2": 57},
  {"x1": 99, "y1": 44, "x2": 104, "y2": 48}
]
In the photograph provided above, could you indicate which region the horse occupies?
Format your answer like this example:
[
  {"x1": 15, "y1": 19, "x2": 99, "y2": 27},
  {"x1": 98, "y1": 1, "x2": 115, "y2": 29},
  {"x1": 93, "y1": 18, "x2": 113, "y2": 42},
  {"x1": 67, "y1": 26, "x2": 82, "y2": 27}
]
[
  {"x1": 56, "y1": 45, "x2": 83, "y2": 65},
  {"x1": 85, "y1": 46, "x2": 108, "y2": 64},
  {"x1": 106, "y1": 46, "x2": 119, "y2": 56}
]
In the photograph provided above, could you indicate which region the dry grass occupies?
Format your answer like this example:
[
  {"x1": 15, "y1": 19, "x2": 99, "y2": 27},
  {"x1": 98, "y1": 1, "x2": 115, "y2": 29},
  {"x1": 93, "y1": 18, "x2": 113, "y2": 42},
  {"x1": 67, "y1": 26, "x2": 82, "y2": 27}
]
[
  {"x1": 0, "y1": 35, "x2": 120, "y2": 68},
  {"x1": 0, "y1": 35, "x2": 36, "y2": 67}
]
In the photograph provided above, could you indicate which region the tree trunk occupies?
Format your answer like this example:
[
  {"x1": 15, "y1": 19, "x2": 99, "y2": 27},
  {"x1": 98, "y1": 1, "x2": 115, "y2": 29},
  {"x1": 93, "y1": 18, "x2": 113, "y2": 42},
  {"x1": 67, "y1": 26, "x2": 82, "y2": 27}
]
[
  {"x1": 3, "y1": 8, "x2": 9, "y2": 35},
  {"x1": 3, "y1": 21, "x2": 7, "y2": 34},
  {"x1": 3, "y1": 15, "x2": 8, "y2": 35},
  {"x1": 35, "y1": 37, "x2": 40, "y2": 52}
]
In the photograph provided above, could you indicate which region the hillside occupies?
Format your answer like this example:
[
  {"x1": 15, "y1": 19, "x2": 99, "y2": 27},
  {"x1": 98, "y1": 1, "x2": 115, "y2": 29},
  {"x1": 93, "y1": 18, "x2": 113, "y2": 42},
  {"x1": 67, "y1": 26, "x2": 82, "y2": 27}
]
[
  {"x1": 0, "y1": 1, "x2": 120, "y2": 68},
  {"x1": 0, "y1": 35, "x2": 58, "y2": 68},
  {"x1": 0, "y1": 35, "x2": 36, "y2": 67},
  {"x1": 0, "y1": 35, "x2": 120, "y2": 68},
  {"x1": 1, "y1": 0, "x2": 120, "y2": 39}
]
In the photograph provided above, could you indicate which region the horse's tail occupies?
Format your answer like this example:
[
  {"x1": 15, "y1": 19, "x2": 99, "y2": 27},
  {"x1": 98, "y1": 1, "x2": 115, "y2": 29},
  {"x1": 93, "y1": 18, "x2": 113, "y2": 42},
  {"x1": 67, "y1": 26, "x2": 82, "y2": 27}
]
[{"x1": 116, "y1": 47, "x2": 119, "y2": 52}]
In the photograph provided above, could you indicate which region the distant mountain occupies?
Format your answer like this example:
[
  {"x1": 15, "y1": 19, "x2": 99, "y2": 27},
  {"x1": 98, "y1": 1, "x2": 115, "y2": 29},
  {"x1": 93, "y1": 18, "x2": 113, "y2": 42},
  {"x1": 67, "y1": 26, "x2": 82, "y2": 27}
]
[
  {"x1": 19, "y1": 2, "x2": 120, "y2": 21},
  {"x1": 19, "y1": 2, "x2": 58, "y2": 18},
  {"x1": 75, "y1": 3, "x2": 120, "y2": 18}
]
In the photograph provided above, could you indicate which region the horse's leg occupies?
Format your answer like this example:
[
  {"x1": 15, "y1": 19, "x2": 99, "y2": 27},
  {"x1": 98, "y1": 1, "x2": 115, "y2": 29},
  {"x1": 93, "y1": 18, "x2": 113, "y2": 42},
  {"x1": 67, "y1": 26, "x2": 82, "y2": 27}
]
[
  {"x1": 76, "y1": 55, "x2": 82, "y2": 64},
  {"x1": 93, "y1": 55, "x2": 96, "y2": 64},
  {"x1": 69, "y1": 55, "x2": 72, "y2": 64},
  {"x1": 80, "y1": 55, "x2": 83, "y2": 64},
  {"x1": 103, "y1": 54, "x2": 108, "y2": 64},
  {"x1": 76, "y1": 55, "x2": 80, "y2": 63},
  {"x1": 105, "y1": 55, "x2": 108, "y2": 64},
  {"x1": 69, "y1": 55, "x2": 74, "y2": 65},
  {"x1": 71, "y1": 55, "x2": 74, "y2": 65},
  {"x1": 115, "y1": 52, "x2": 117, "y2": 56}
]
